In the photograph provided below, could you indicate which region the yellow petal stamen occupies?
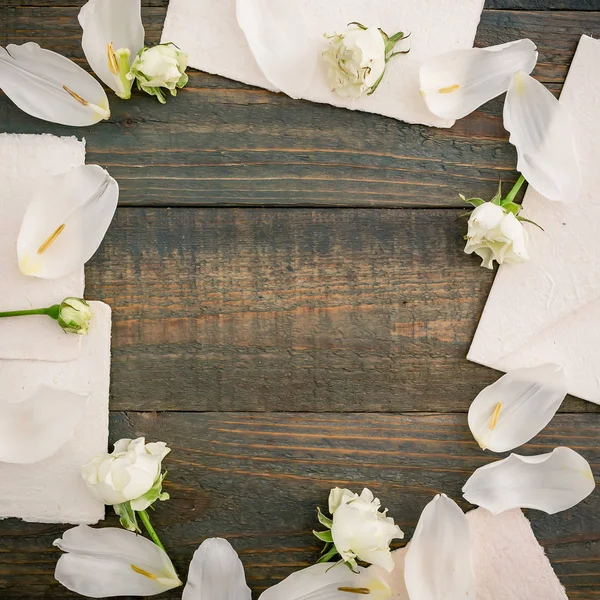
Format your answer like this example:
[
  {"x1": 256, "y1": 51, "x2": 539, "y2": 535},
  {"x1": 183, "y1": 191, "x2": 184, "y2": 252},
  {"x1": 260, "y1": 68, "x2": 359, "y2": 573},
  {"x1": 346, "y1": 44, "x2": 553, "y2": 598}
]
[
  {"x1": 63, "y1": 85, "x2": 90, "y2": 106},
  {"x1": 107, "y1": 42, "x2": 119, "y2": 75},
  {"x1": 488, "y1": 402, "x2": 503, "y2": 431},
  {"x1": 338, "y1": 588, "x2": 371, "y2": 595},
  {"x1": 130, "y1": 564, "x2": 159, "y2": 580},
  {"x1": 37, "y1": 224, "x2": 65, "y2": 254},
  {"x1": 438, "y1": 83, "x2": 460, "y2": 94}
]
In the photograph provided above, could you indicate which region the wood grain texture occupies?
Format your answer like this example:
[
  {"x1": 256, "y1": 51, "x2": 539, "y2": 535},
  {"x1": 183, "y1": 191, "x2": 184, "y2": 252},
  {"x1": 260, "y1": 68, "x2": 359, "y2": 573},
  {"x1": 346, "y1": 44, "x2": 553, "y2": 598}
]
[
  {"x1": 0, "y1": 411, "x2": 597, "y2": 599},
  {"x1": 86, "y1": 207, "x2": 598, "y2": 414},
  {"x1": 0, "y1": 8, "x2": 598, "y2": 207}
]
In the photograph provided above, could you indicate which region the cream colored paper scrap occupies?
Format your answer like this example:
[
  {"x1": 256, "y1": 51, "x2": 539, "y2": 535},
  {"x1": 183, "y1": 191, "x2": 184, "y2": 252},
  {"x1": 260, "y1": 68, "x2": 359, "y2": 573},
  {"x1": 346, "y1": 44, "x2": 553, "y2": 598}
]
[
  {"x1": 0, "y1": 133, "x2": 85, "y2": 361},
  {"x1": 384, "y1": 508, "x2": 566, "y2": 600},
  {"x1": 468, "y1": 35, "x2": 600, "y2": 404},
  {"x1": 0, "y1": 302, "x2": 111, "y2": 524},
  {"x1": 161, "y1": 0, "x2": 485, "y2": 127}
]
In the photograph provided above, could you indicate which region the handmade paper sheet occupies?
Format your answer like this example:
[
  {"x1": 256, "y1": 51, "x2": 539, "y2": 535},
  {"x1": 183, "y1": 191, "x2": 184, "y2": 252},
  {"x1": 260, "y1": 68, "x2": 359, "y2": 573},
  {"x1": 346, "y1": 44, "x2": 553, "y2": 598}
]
[
  {"x1": 0, "y1": 302, "x2": 111, "y2": 524},
  {"x1": 0, "y1": 133, "x2": 85, "y2": 361},
  {"x1": 161, "y1": 0, "x2": 485, "y2": 127},
  {"x1": 469, "y1": 35, "x2": 600, "y2": 404}
]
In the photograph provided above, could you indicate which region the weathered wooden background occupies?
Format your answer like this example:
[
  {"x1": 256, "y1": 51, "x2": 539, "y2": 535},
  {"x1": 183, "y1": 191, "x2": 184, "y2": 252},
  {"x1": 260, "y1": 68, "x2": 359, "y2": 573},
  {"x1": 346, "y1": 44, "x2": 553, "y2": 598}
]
[{"x1": 1, "y1": 0, "x2": 599, "y2": 598}]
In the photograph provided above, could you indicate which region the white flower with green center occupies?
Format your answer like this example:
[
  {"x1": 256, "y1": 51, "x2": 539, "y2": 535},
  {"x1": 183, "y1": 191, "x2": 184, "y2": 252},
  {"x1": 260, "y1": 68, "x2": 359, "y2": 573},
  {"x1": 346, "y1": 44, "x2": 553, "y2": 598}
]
[{"x1": 78, "y1": 0, "x2": 145, "y2": 100}]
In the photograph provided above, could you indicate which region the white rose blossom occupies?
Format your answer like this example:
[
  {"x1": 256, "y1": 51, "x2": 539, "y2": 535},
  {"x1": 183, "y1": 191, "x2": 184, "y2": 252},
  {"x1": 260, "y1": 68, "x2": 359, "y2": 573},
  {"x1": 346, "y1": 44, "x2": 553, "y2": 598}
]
[
  {"x1": 314, "y1": 487, "x2": 404, "y2": 572},
  {"x1": 81, "y1": 437, "x2": 170, "y2": 531},
  {"x1": 464, "y1": 202, "x2": 529, "y2": 269},
  {"x1": 323, "y1": 23, "x2": 409, "y2": 98},
  {"x1": 128, "y1": 43, "x2": 189, "y2": 103}
]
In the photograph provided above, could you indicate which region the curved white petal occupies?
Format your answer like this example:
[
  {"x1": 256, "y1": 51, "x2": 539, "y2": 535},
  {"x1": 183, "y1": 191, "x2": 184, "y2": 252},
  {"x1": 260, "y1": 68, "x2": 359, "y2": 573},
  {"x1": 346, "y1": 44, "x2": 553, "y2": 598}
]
[
  {"x1": 17, "y1": 164, "x2": 119, "y2": 279},
  {"x1": 504, "y1": 70, "x2": 581, "y2": 202},
  {"x1": 182, "y1": 538, "x2": 251, "y2": 600},
  {"x1": 259, "y1": 562, "x2": 393, "y2": 600},
  {"x1": 463, "y1": 447, "x2": 595, "y2": 515},
  {"x1": 404, "y1": 494, "x2": 475, "y2": 600},
  {"x1": 420, "y1": 39, "x2": 538, "y2": 120},
  {"x1": 54, "y1": 525, "x2": 182, "y2": 598},
  {"x1": 0, "y1": 42, "x2": 110, "y2": 125},
  {"x1": 0, "y1": 386, "x2": 89, "y2": 464},
  {"x1": 79, "y1": 0, "x2": 145, "y2": 97},
  {"x1": 468, "y1": 364, "x2": 568, "y2": 452},
  {"x1": 236, "y1": 0, "x2": 316, "y2": 99}
]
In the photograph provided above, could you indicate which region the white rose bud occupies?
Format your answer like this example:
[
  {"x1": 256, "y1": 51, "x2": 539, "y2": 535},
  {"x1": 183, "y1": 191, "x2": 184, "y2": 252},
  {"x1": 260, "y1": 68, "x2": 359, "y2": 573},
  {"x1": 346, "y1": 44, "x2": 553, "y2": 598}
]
[
  {"x1": 328, "y1": 487, "x2": 404, "y2": 572},
  {"x1": 464, "y1": 202, "x2": 529, "y2": 269},
  {"x1": 128, "y1": 43, "x2": 189, "y2": 104},
  {"x1": 81, "y1": 438, "x2": 170, "y2": 513},
  {"x1": 323, "y1": 23, "x2": 408, "y2": 98},
  {"x1": 57, "y1": 297, "x2": 93, "y2": 335}
]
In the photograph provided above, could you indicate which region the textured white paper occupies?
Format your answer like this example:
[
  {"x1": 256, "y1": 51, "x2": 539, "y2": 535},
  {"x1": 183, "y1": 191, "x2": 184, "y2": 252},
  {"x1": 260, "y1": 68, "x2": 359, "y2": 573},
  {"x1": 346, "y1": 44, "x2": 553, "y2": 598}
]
[
  {"x1": 0, "y1": 133, "x2": 85, "y2": 361},
  {"x1": 161, "y1": 0, "x2": 485, "y2": 127},
  {"x1": 0, "y1": 302, "x2": 111, "y2": 524},
  {"x1": 467, "y1": 508, "x2": 567, "y2": 600},
  {"x1": 469, "y1": 35, "x2": 600, "y2": 404}
]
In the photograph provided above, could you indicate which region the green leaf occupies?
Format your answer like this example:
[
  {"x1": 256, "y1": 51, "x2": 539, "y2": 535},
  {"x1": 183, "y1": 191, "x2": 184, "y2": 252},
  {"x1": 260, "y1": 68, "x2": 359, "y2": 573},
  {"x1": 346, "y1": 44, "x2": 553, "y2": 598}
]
[
  {"x1": 313, "y1": 530, "x2": 334, "y2": 543},
  {"x1": 517, "y1": 216, "x2": 545, "y2": 232},
  {"x1": 386, "y1": 50, "x2": 411, "y2": 61},
  {"x1": 317, "y1": 546, "x2": 340, "y2": 564},
  {"x1": 490, "y1": 181, "x2": 503, "y2": 205},
  {"x1": 347, "y1": 21, "x2": 368, "y2": 30},
  {"x1": 388, "y1": 30, "x2": 407, "y2": 44},
  {"x1": 378, "y1": 28, "x2": 389, "y2": 43},
  {"x1": 317, "y1": 506, "x2": 333, "y2": 529},
  {"x1": 457, "y1": 211, "x2": 473, "y2": 220},
  {"x1": 367, "y1": 69, "x2": 386, "y2": 96},
  {"x1": 114, "y1": 502, "x2": 140, "y2": 533},
  {"x1": 501, "y1": 201, "x2": 521, "y2": 215}
]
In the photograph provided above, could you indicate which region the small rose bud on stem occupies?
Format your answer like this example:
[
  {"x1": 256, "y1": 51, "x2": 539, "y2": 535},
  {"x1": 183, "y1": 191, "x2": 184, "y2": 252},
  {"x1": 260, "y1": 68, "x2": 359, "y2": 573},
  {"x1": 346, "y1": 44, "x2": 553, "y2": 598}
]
[{"x1": 0, "y1": 297, "x2": 92, "y2": 335}]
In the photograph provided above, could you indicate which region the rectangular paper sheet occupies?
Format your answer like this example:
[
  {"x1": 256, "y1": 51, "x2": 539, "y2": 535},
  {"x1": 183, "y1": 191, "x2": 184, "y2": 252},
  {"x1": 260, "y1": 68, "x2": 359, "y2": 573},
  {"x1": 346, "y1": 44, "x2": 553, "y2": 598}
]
[
  {"x1": 468, "y1": 35, "x2": 600, "y2": 404},
  {"x1": 161, "y1": 0, "x2": 485, "y2": 127},
  {"x1": 0, "y1": 133, "x2": 85, "y2": 361},
  {"x1": 0, "y1": 302, "x2": 111, "y2": 524}
]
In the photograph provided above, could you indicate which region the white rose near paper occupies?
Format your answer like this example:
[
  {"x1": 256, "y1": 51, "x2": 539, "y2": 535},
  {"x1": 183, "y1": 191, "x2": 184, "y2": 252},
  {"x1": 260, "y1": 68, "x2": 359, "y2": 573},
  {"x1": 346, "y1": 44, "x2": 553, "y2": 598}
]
[
  {"x1": 464, "y1": 202, "x2": 529, "y2": 269},
  {"x1": 323, "y1": 26, "x2": 387, "y2": 98},
  {"x1": 82, "y1": 438, "x2": 170, "y2": 509},
  {"x1": 325, "y1": 487, "x2": 404, "y2": 572}
]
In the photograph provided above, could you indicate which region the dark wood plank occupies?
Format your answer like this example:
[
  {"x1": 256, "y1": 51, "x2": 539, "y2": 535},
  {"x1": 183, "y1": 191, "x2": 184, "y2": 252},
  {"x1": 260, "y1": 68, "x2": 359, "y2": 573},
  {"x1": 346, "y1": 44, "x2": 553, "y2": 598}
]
[
  {"x1": 1, "y1": 9, "x2": 598, "y2": 207},
  {"x1": 86, "y1": 207, "x2": 598, "y2": 414},
  {"x1": 0, "y1": 411, "x2": 597, "y2": 599}
]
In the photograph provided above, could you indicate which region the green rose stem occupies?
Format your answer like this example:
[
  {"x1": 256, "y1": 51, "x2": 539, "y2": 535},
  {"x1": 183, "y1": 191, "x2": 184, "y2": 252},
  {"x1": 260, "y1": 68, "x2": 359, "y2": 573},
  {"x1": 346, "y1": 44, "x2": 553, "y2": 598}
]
[
  {"x1": 0, "y1": 305, "x2": 60, "y2": 319},
  {"x1": 504, "y1": 174, "x2": 526, "y2": 204},
  {"x1": 138, "y1": 509, "x2": 166, "y2": 552}
]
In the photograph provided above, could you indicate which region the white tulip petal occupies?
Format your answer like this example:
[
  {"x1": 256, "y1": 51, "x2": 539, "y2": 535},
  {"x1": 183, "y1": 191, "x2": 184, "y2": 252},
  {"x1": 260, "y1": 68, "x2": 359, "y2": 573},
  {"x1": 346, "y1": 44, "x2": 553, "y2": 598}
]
[
  {"x1": 468, "y1": 364, "x2": 568, "y2": 452},
  {"x1": 183, "y1": 538, "x2": 251, "y2": 600},
  {"x1": 79, "y1": 0, "x2": 145, "y2": 97},
  {"x1": 0, "y1": 42, "x2": 110, "y2": 125},
  {"x1": 504, "y1": 70, "x2": 581, "y2": 202},
  {"x1": 0, "y1": 386, "x2": 89, "y2": 464},
  {"x1": 420, "y1": 39, "x2": 538, "y2": 120},
  {"x1": 236, "y1": 0, "x2": 317, "y2": 99},
  {"x1": 54, "y1": 525, "x2": 182, "y2": 598},
  {"x1": 404, "y1": 494, "x2": 475, "y2": 600},
  {"x1": 259, "y1": 562, "x2": 391, "y2": 600},
  {"x1": 17, "y1": 164, "x2": 119, "y2": 279},
  {"x1": 463, "y1": 447, "x2": 595, "y2": 515}
]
